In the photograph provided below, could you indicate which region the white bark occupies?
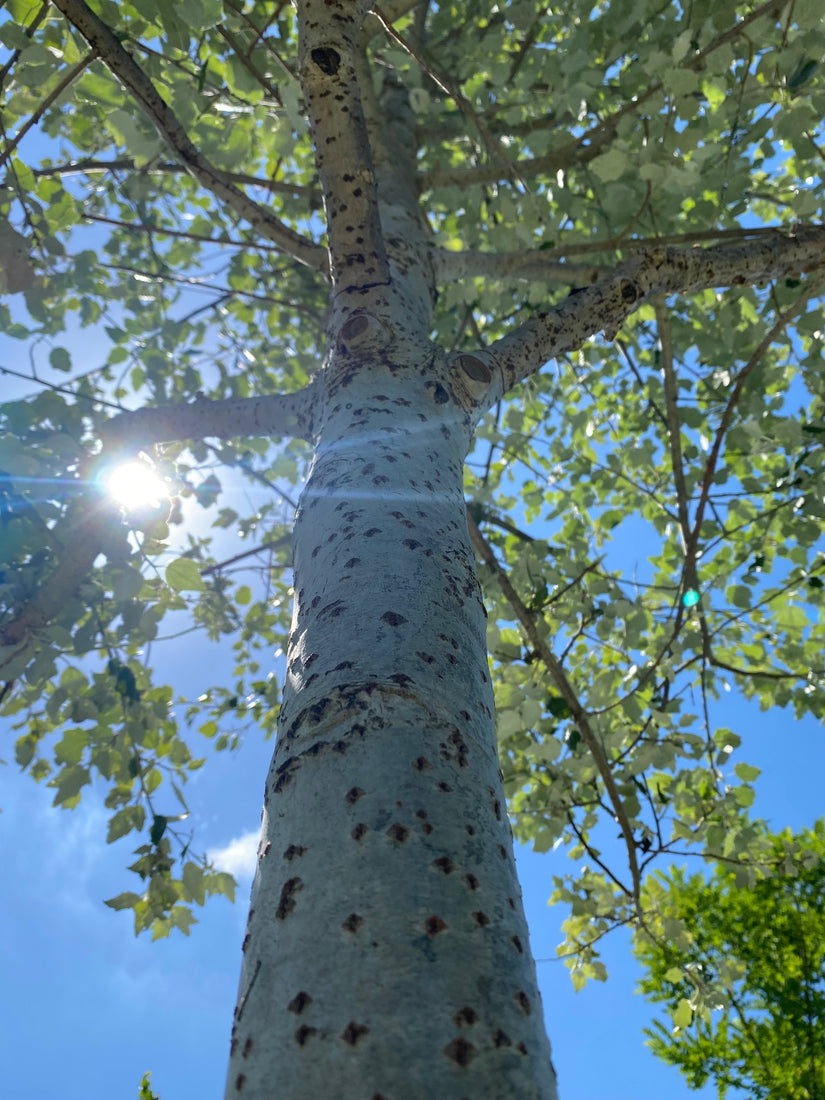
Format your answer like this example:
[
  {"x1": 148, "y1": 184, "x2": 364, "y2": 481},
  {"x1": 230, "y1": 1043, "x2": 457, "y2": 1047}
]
[{"x1": 224, "y1": 335, "x2": 558, "y2": 1099}]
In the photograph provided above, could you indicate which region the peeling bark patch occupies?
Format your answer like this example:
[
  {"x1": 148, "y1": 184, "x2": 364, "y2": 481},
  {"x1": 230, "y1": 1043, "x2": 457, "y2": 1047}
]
[
  {"x1": 511, "y1": 934, "x2": 524, "y2": 954},
  {"x1": 283, "y1": 844, "x2": 306, "y2": 861},
  {"x1": 235, "y1": 1073, "x2": 246, "y2": 1091},
  {"x1": 386, "y1": 822, "x2": 410, "y2": 842},
  {"x1": 472, "y1": 911, "x2": 490, "y2": 927},
  {"x1": 412, "y1": 756, "x2": 432, "y2": 771},
  {"x1": 465, "y1": 873, "x2": 479, "y2": 890},
  {"x1": 431, "y1": 856, "x2": 454, "y2": 874},
  {"x1": 444, "y1": 1037, "x2": 476, "y2": 1066},
  {"x1": 352, "y1": 822, "x2": 367, "y2": 840},
  {"x1": 288, "y1": 991, "x2": 313, "y2": 1014},
  {"x1": 275, "y1": 877, "x2": 303, "y2": 920},
  {"x1": 426, "y1": 915, "x2": 448, "y2": 935},
  {"x1": 342, "y1": 912, "x2": 363, "y2": 933},
  {"x1": 345, "y1": 786, "x2": 366, "y2": 804},
  {"x1": 295, "y1": 1025, "x2": 318, "y2": 1046},
  {"x1": 380, "y1": 610, "x2": 408, "y2": 626},
  {"x1": 453, "y1": 1006, "x2": 478, "y2": 1026},
  {"x1": 341, "y1": 1021, "x2": 369, "y2": 1046},
  {"x1": 493, "y1": 1029, "x2": 511, "y2": 1048},
  {"x1": 515, "y1": 990, "x2": 532, "y2": 1015},
  {"x1": 242, "y1": 1038, "x2": 253, "y2": 1058},
  {"x1": 311, "y1": 46, "x2": 340, "y2": 75}
]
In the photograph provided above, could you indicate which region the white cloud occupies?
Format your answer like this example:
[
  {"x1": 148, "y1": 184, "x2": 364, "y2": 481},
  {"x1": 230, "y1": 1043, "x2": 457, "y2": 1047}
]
[{"x1": 208, "y1": 830, "x2": 260, "y2": 879}]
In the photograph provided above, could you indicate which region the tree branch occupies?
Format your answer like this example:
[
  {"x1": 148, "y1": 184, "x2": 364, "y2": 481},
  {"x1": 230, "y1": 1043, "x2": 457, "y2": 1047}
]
[
  {"x1": 468, "y1": 515, "x2": 642, "y2": 912},
  {"x1": 101, "y1": 384, "x2": 320, "y2": 450},
  {"x1": 50, "y1": 0, "x2": 327, "y2": 274},
  {"x1": 296, "y1": 0, "x2": 389, "y2": 291},
  {"x1": 469, "y1": 226, "x2": 825, "y2": 403}
]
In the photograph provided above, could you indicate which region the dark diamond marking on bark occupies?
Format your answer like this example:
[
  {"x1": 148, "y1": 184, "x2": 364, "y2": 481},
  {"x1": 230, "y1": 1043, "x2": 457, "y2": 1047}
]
[
  {"x1": 288, "y1": 991, "x2": 313, "y2": 1014},
  {"x1": 242, "y1": 1038, "x2": 253, "y2": 1058},
  {"x1": 235, "y1": 1073, "x2": 246, "y2": 1091},
  {"x1": 275, "y1": 877, "x2": 303, "y2": 920},
  {"x1": 437, "y1": 781, "x2": 453, "y2": 792},
  {"x1": 453, "y1": 1006, "x2": 479, "y2": 1026},
  {"x1": 516, "y1": 1042, "x2": 528, "y2": 1055},
  {"x1": 515, "y1": 990, "x2": 531, "y2": 1015},
  {"x1": 295, "y1": 1026, "x2": 318, "y2": 1046},
  {"x1": 342, "y1": 912, "x2": 363, "y2": 933},
  {"x1": 311, "y1": 46, "x2": 340, "y2": 75},
  {"x1": 444, "y1": 1037, "x2": 476, "y2": 1066},
  {"x1": 426, "y1": 914, "x2": 448, "y2": 935},
  {"x1": 345, "y1": 786, "x2": 365, "y2": 804},
  {"x1": 465, "y1": 873, "x2": 479, "y2": 890},
  {"x1": 431, "y1": 856, "x2": 455, "y2": 874},
  {"x1": 387, "y1": 822, "x2": 409, "y2": 842},
  {"x1": 380, "y1": 610, "x2": 408, "y2": 626},
  {"x1": 412, "y1": 756, "x2": 432, "y2": 770},
  {"x1": 341, "y1": 1021, "x2": 369, "y2": 1046},
  {"x1": 351, "y1": 823, "x2": 367, "y2": 840},
  {"x1": 511, "y1": 934, "x2": 524, "y2": 953},
  {"x1": 493, "y1": 1029, "x2": 511, "y2": 1048},
  {"x1": 283, "y1": 844, "x2": 306, "y2": 860},
  {"x1": 472, "y1": 911, "x2": 490, "y2": 926},
  {"x1": 621, "y1": 279, "x2": 638, "y2": 301}
]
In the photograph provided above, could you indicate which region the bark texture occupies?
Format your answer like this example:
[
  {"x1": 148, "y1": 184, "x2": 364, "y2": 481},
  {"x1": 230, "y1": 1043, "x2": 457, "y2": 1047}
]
[{"x1": 225, "y1": 331, "x2": 558, "y2": 1098}]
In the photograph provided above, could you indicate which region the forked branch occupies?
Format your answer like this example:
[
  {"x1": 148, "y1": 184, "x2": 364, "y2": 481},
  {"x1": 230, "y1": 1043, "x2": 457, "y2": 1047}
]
[{"x1": 50, "y1": 0, "x2": 327, "y2": 274}]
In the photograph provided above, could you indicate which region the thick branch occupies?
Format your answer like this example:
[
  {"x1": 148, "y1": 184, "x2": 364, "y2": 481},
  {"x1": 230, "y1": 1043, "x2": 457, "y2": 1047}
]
[
  {"x1": 0, "y1": 386, "x2": 317, "y2": 675},
  {"x1": 434, "y1": 250, "x2": 608, "y2": 285},
  {"x1": 475, "y1": 225, "x2": 825, "y2": 401},
  {"x1": 102, "y1": 385, "x2": 319, "y2": 450},
  {"x1": 50, "y1": 0, "x2": 327, "y2": 274},
  {"x1": 296, "y1": 0, "x2": 389, "y2": 291}
]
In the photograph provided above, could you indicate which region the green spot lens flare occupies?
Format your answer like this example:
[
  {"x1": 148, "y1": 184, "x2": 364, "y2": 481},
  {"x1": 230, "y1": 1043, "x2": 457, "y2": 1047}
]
[{"x1": 682, "y1": 588, "x2": 700, "y2": 608}]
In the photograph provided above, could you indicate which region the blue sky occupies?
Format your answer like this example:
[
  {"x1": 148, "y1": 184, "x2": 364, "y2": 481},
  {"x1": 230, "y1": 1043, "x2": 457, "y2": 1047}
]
[{"x1": 2, "y1": 599, "x2": 823, "y2": 1100}]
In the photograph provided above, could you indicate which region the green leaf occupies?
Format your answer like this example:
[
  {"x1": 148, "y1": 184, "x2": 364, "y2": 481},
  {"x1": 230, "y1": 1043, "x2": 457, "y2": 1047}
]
[
  {"x1": 48, "y1": 347, "x2": 72, "y2": 372},
  {"x1": 165, "y1": 558, "x2": 206, "y2": 592}
]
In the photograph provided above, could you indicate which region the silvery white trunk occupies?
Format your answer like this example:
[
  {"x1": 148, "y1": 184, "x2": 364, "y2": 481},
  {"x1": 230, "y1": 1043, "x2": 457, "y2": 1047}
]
[{"x1": 224, "y1": 339, "x2": 558, "y2": 1099}]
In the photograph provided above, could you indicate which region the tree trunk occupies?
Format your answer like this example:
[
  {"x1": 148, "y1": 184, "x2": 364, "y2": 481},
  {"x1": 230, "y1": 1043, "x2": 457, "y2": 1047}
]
[{"x1": 225, "y1": 341, "x2": 558, "y2": 1098}]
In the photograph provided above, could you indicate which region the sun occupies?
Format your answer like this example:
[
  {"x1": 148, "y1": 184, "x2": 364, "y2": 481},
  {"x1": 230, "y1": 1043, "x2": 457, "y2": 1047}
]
[{"x1": 105, "y1": 461, "x2": 169, "y2": 509}]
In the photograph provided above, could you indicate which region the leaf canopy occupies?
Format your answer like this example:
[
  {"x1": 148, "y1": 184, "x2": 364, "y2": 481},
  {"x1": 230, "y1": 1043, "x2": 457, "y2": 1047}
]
[{"x1": 0, "y1": 0, "x2": 823, "y2": 957}]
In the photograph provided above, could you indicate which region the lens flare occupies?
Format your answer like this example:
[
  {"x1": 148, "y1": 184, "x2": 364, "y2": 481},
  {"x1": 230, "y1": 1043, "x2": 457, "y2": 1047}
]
[
  {"x1": 106, "y1": 461, "x2": 168, "y2": 509},
  {"x1": 682, "y1": 588, "x2": 700, "y2": 608}
]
